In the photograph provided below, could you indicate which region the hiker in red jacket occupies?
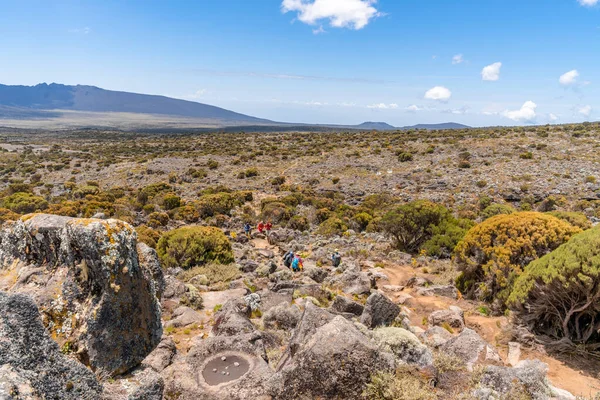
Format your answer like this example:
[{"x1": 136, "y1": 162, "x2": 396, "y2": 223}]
[
  {"x1": 257, "y1": 221, "x2": 265, "y2": 234},
  {"x1": 265, "y1": 221, "x2": 273, "y2": 236}
]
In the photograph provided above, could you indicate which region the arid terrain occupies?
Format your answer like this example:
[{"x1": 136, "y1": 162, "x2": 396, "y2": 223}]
[{"x1": 1, "y1": 123, "x2": 600, "y2": 399}]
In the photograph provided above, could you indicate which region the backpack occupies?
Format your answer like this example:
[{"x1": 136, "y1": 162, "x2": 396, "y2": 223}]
[{"x1": 332, "y1": 254, "x2": 341, "y2": 267}]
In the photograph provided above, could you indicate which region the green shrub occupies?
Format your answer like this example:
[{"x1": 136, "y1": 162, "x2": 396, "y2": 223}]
[
  {"x1": 509, "y1": 226, "x2": 600, "y2": 347},
  {"x1": 380, "y1": 200, "x2": 463, "y2": 256},
  {"x1": 7, "y1": 183, "x2": 32, "y2": 194},
  {"x1": 3, "y1": 192, "x2": 48, "y2": 214},
  {"x1": 261, "y1": 201, "x2": 294, "y2": 223},
  {"x1": 481, "y1": 203, "x2": 515, "y2": 220},
  {"x1": 173, "y1": 205, "x2": 200, "y2": 223},
  {"x1": 136, "y1": 225, "x2": 161, "y2": 249},
  {"x1": 317, "y1": 217, "x2": 348, "y2": 236},
  {"x1": 148, "y1": 211, "x2": 169, "y2": 227},
  {"x1": 397, "y1": 152, "x2": 413, "y2": 162},
  {"x1": 454, "y1": 212, "x2": 580, "y2": 306},
  {"x1": 547, "y1": 211, "x2": 592, "y2": 230},
  {"x1": 196, "y1": 193, "x2": 241, "y2": 218},
  {"x1": 163, "y1": 193, "x2": 182, "y2": 210},
  {"x1": 207, "y1": 159, "x2": 219, "y2": 170},
  {"x1": 422, "y1": 218, "x2": 474, "y2": 258},
  {"x1": 351, "y1": 212, "x2": 373, "y2": 232},
  {"x1": 157, "y1": 226, "x2": 234, "y2": 270},
  {"x1": 287, "y1": 215, "x2": 310, "y2": 231}
]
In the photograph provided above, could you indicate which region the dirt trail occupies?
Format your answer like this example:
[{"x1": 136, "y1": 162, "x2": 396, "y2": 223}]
[{"x1": 380, "y1": 263, "x2": 600, "y2": 397}]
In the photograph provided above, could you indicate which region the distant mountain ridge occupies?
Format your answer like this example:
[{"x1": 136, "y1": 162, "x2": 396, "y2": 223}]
[
  {"x1": 0, "y1": 83, "x2": 270, "y2": 123},
  {"x1": 0, "y1": 83, "x2": 470, "y2": 131}
]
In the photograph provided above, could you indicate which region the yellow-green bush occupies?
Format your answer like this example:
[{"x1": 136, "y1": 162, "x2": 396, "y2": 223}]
[
  {"x1": 481, "y1": 203, "x2": 515, "y2": 220},
  {"x1": 261, "y1": 201, "x2": 294, "y2": 223},
  {"x1": 317, "y1": 217, "x2": 348, "y2": 236},
  {"x1": 178, "y1": 263, "x2": 241, "y2": 285},
  {"x1": 162, "y1": 193, "x2": 181, "y2": 210},
  {"x1": 173, "y1": 205, "x2": 200, "y2": 223},
  {"x1": 157, "y1": 226, "x2": 234, "y2": 270},
  {"x1": 148, "y1": 211, "x2": 170, "y2": 228},
  {"x1": 455, "y1": 212, "x2": 580, "y2": 306},
  {"x1": 3, "y1": 192, "x2": 48, "y2": 214},
  {"x1": 547, "y1": 211, "x2": 592, "y2": 230},
  {"x1": 287, "y1": 215, "x2": 310, "y2": 231},
  {"x1": 0, "y1": 208, "x2": 20, "y2": 223},
  {"x1": 196, "y1": 193, "x2": 241, "y2": 218},
  {"x1": 509, "y1": 226, "x2": 600, "y2": 346},
  {"x1": 136, "y1": 225, "x2": 161, "y2": 249}
]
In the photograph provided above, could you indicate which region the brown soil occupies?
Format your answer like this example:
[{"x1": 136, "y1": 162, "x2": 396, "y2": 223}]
[{"x1": 380, "y1": 264, "x2": 600, "y2": 397}]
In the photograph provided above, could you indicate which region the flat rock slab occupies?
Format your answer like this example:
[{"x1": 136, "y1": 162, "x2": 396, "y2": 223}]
[{"x1": 202, "y1": 288, "x2": 247, "y2": 311}]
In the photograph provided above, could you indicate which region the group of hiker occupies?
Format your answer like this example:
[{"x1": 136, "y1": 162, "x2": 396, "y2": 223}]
[
  {"x1": 282, "y1": 248, "x2": 342, "y2": 272},
  {"x1": 242, "y1": 222, "x2": 342, "y2": 272},
  {"x1": 243, "y1": 221, "x2": 272, "y2": 239}
]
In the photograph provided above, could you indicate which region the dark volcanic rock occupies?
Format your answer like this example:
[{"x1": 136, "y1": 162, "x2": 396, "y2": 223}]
[
  {"x1": 0, "y1": 214, "x2": 162, "y2": 376},
  {"x1": 0, "y1": 292, "x2": 102, "y2": 400},
  {"x1": 360, "y1": 291, "x2": 401, "y2": 328}
]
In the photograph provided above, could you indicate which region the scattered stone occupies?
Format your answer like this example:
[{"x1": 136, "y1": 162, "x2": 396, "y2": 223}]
[
  {"x1": 263, "y1": 303, "x2": 302, "y2": 330},
  {"x1": 331, "y1": 295, "x2": 364, "y2": 316},
  {"x1": 428, "y1": 308, "x2": 465, "y2": 332},
  {"x1": 416, "y1": 284, "x2": 459, "y2": 299},
  {"x1": 360, "y1": 291, "x2": 401, "y2": 328},
  {"x1": 441, "y1": 328, "x2": 502, "y2": 371}
]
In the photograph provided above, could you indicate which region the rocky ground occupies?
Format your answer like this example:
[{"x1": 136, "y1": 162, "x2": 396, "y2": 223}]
[
  {"x1": 1, "y1": 125, "x2": 600, "y2": 399},
  {"x1": 0, "y1": 212, "x2": 598, "y2": 399}
]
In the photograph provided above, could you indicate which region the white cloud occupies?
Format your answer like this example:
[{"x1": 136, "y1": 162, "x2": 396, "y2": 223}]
[
  {"x1": 559, "y1": 70, "x2": 579, "y2": 85},
  {"x1": 281, "y1": 0, "x2": 382, "y2": 30},
  {"x1": 549, "y1": 113, "x2": 559, "y2": 121},
  {"x1": 578, "y1": 0, "x2": 598, "y2": 6},
  {"x1": 312, "y1": 25, "x2": 326, "y2": 34},
  {"x1": 481, "y1": 62, "x2": 502, "y2": 81},
  {"x1": 405, "y1": 104, "x2": 423, "y2": 112},
  {"x1": 503, "y1": 101, "x2": 537, "y2": 122},
  {"x1": 452, "y1": 54, "x2": 464, "y2": 65},
  {"x1": 367, "y1": 103, "x2": 399, "y2": 109},
  {"x1": 579, "y1": 105, "x2": 592, "y2": 118},
  {"x1": 424, "y1": 86, "x2": 452, "y2": 102}
]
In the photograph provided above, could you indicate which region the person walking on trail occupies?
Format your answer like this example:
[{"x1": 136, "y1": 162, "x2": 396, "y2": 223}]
[
  {"x1": 257, "y1": 221, "x2": 265, "y2": 234},
  {"x1": 265, "y1": 221, "x2": 273, "y2": 236},
  {"x1": 283, "y1": 250, "x2": 294, "y2": 269},
  {"x1": 291, "y1": 255, "x2": 303, "y2": 272},
  {"x1": 244, "y1": 222, "x2": 252, "y2": 239},
  {"x1": 332, "y1": 250, "x2": 342, "y2": 268}
]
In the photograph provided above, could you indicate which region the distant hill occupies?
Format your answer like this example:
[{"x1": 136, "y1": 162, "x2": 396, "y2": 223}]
[
  {"x1": 0, "y1": 83, "x2": 271, "y2": 124},
  {"x1": 353, "y1": 121, "x2": 397, "y2": 130},
  {"x1": 403, "y1": 122, "x2": 469, "y2": 130},
  {"x1": 0, "y1": 83, "x2": 471, "y2": 131}
]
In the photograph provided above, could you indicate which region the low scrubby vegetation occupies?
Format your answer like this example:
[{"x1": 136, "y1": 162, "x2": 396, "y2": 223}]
[{"x1": 454, "y1": 212, "x2": 580, "y2": 308}]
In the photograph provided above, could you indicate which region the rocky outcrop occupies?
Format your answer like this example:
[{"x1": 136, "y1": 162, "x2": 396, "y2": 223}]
[
  {"x1": 268, "y1": 316, "x2": 395, "y2": 399},
  {"x1": 0, "y1": 214, "x2": 162, "y2": 376},
  {"x1": 441, "y1": 328, "x2": 502, "y2": 371},
  {"x1": 360, "y1": 291, "x2": 401, "y2": 328},
  {"x1": 212, "y1": 298, "x2": 255, "y2": 337},
  {"x1": 326, "y1": 262, "x2": 371, "y2": 295},
  {"x1": 0, "y1": 292, "x2": 102, "y2": 399}
]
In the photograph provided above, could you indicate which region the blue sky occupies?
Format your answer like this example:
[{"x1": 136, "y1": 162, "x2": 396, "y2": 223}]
[{"x1": 0, "y1": 0, "x2": 598, "y2": 127}]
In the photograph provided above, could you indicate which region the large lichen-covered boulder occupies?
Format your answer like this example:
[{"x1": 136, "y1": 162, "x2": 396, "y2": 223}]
[
  {"x1": 0, "y1": 292, "x2": 102, "y2": 399},
  {"x1": 0, "y1": 214, "x2": 163, "y2": 377},
  {"x1": 268, "y1": 315, "x2": 395, "y2": 400}
]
